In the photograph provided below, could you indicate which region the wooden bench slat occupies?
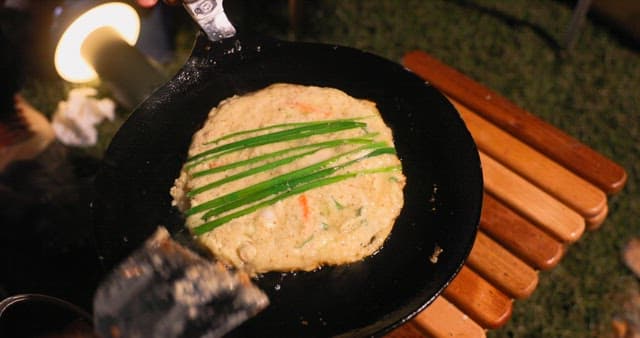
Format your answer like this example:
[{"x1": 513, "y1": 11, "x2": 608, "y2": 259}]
[
  {"x1": 480, "y1": 193, "x2": 565, "y2": 270},
  {"x1": 452, "y1": 100, "x2": 607, "y2": 220},
  {"x1": 466, "y1": 232, "x2": 539, "y2": 299},
  {"x1": 412, "y1": 296, "x2": 486, "y2": 338},
  {"x1": 442, "y1": 265, "x2": 513, "y2": 329},
  {"x1": 481, "y1": 152, "x2": 585, "y2": 243},
  {"x1": 384, "y1": 322, "x2": 428, "y2": 338},
  {"x1": 402, "y1": 50, "x2": 627, "y2": 195},
  {"x1": 585, "y1": 203, "x2": 608, "y2": 230}
]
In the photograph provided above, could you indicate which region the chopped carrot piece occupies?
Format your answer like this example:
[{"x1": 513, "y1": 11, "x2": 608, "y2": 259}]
[
  {"x1": 298, "y1": 194, "x2": 310, "y2": 222},
  {"x1": 291, "y1": 101, "x2": 332, "y2": 117},
  {"x1": 292, "y1": 101, "x2": 317, "y2": 113}
]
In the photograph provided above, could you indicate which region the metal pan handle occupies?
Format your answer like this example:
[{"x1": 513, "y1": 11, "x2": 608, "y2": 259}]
[{"x1": 182, "y1": 0, "x2": 236, "y2": 42}]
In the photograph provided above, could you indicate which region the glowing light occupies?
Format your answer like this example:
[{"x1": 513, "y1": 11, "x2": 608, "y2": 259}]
[{"x1": 54, "y1": 2, "x2": 140, "y2": 83}]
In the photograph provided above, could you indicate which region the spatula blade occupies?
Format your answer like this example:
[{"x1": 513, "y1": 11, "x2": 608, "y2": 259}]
[{"x1": 93, "y1": 227, "x2": 268, "y2": 338}]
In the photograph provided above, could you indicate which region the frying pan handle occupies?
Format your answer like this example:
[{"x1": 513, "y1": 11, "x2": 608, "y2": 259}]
[{"x1": 182, "y1": 0, "x2": 236, "y2": 42}]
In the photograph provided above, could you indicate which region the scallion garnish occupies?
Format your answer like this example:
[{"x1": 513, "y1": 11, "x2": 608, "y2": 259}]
[
  {"x1": 199, "y1": 146, "x2": 395, "y2": 220},
  {"x1": 185, "y1": 142, "x2": 390, "y2": 216},
  {"x1": 203, "y1": 116, "x2": 373, "y2": 145},
  {"x1": 182, "y1": 115, "x2": 401, "y2": 236},
  {"x1": 192, "y1": 165, "x2": 401, "y2": 235},
  {"x1": 187, "y1": 120, "x2": 367, "y2": 164},
  {"x1": 190, "y1": 135, "x2": 379, "y2": 179},
  {"x1": 188, "y1": 147, "x2": 325, "y2": 198}
]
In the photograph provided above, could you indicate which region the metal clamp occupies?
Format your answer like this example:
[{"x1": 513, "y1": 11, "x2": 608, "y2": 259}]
[{"x1": 182, "y1": 0, "x2": 236, "y2": 42}]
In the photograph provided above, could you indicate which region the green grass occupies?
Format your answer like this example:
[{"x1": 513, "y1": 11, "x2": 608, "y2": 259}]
[
  {"x1": 293, "y1": 2, "x2": 639, "y2": 336},
  {"x1": 20, "y1": 0, "x2": 639, "y2": 336}
]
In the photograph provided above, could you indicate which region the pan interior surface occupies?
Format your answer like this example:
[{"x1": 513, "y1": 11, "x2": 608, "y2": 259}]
[{"x1": 93, "y1": 32, "x2": 482, "y2": 337}]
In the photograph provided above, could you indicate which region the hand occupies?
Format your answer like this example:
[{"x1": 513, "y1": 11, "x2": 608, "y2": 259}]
[{"x1": 136, "y1": 0, "x2": 180, "y2": 8}]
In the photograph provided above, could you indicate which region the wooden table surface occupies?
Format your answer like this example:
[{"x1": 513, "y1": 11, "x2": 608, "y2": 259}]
[{"x1": 382, "y1": 51, "x2": 627, "y2": 337}]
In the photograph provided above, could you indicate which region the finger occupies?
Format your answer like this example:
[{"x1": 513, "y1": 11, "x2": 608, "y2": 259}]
[{"x1": 137, "y1": 0, "x2": 159, "y2": 8}]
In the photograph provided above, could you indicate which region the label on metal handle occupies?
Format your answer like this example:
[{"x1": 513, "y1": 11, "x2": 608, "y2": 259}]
[{"x1": 183, "y1": 0, "x2": 236, "y2": 42}]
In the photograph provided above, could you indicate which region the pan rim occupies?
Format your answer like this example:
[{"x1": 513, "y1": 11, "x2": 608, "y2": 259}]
[{"x1": 92, "y1": 32, "x2": 483, "y2": 337}]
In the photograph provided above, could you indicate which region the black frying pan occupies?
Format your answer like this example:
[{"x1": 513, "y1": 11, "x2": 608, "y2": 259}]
[{"x1": 93, "y1": 29, "x2": 483, "y2": 337}]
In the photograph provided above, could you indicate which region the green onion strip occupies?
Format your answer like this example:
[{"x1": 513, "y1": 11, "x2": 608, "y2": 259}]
[
  {"x1": 199, "y1": 146, "x2": 396, "y2": 220},
  {"x1": 190, "y1": 134, "x2": 379, "y2": 179},
  {"x1": 192, "y1": 165, "x2": 401, "y2": 236},
  {"x1": 184, "y1": 117, "x2": 400, "y2": 235},
  {"x1": 203, "y1": 116, "x2": 374, "y2": 146},
  {"x1": 186, "y1": 120, "x2": 367, "y2": 168},
  {"x1": 187, "y1": 138, "x2": 382, "y2": 197},
  {"x1": 185, "y1": 142, "x2": 389, "y2": 215}
]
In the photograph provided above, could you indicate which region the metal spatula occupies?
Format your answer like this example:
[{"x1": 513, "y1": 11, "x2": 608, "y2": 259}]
[{"x1": 93, "y1": 227, "x2": 268, "y2": 338}]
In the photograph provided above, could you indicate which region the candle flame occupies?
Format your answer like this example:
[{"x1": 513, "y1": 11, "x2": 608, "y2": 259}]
[{"x1": 54, "y1": 2, "x2": 140, "y2": 83}]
